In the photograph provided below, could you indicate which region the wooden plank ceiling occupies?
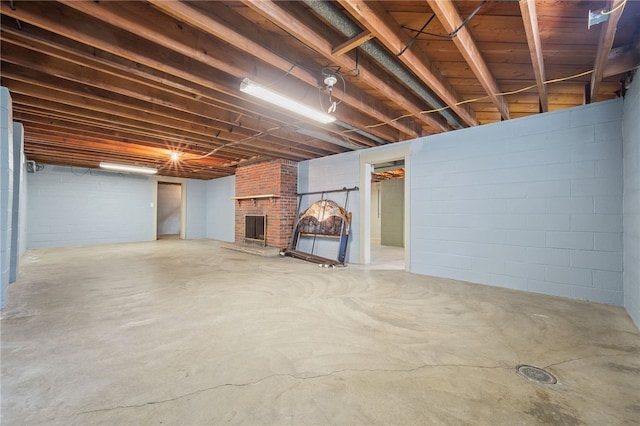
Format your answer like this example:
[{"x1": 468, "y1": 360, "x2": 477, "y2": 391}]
[{"x1": 1, "y1": 0, "x2": 638, "y2": 179}]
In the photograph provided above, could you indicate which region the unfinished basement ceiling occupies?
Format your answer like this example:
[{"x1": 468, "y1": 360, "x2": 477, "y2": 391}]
[{"x1": 1, "y1": 0, "x2": 638, "y2": 179}]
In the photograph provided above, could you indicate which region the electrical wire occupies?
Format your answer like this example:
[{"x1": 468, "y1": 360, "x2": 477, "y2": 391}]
[
  {"x1": 601, "y1": 0, "x2": 626, "y2": 15},
  {"x1": 350, "y1": 68, "x2": 597, "y2": 131},
  {"x1": 264, "y1": 64, "x2": 297, "y2": 88},
  {"x1": 191, "y1": 125, "x2": 286, "y2": 160},
  {"x1": 401, "y1": 0, "x2": 487, "y2": 40},
  {"x1": 320, "y1": 66, "x2": 346, "y2": 113},
  {"x1": 397, "y1": 14, "x2": 435, "y2": 56}
]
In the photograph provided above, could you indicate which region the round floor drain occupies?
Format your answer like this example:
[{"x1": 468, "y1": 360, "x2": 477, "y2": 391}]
[{"x1": 516, "y1": 365, "x2": 557, "y2": 384}]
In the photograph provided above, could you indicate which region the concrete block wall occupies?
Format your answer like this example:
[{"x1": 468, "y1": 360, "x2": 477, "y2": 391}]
[
  {"x1": 0, "y1": 87, "x2": 13, "y2": 307},
  {"x1": 381, "y1": 178, "x2": 404, "y2": 247},
  {"x1": 18, "y1": 150, "x2": 28, "y2": 257},
  {"x1": 298, "y1": 151, "x2": 360, "y2": 262},
  {"x1": 9, "y1": 122, "x2": 23, "y2": 282},
  {"x1": 27, "y1": 166, "x2": 157, "y2": 248},
  {"x1": 410, "y1": 99, "x2": 624, "y2": 305},
  {"x1": 623, "y1": 75, "x2": 640, "y2": 327},
  {"x1": 185, "y1": 179, "x2": 206, "y2": 239},
  {"x1": 206, "y1": 175, "x2": 235, "y2": 242}
]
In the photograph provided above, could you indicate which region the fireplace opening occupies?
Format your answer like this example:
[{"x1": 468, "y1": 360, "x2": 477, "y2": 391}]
[{"x1": 245, "y1": 215, "x2": 266, "y2": 245}]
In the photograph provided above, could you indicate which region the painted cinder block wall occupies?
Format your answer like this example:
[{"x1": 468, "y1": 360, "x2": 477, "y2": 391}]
[
  {"x1": 297, "y1": 151, "x2": 360, "y2": 263},
  {"x1": 410, "y1": 99, "x2": 625, "y2": 306},
  {"x1": 0, "y1": 87, "x2": 14, "y2": 307},
  {"x1": 206, "y1": 175, "x2": 235, "y2": 242},
  {"x1": 300, "y1": 98, "x2": 627, "y2": 308},
  {"x1": 623, "y1": 75, "x2": 640, "y2": 327},
  {"x1": 26, "y1": 166, "x2": 157, "y2": 248},
  {"x1": 185, "y1": 179, "x2": 207, "y2": 239},
  {"x1": 9, "y1": 122, "x2": 24, "y2": 282}
]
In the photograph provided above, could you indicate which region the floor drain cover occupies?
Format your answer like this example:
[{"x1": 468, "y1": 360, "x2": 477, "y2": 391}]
[{"x1": 516, "y1": 365, "x2": 557, "y2": 384}]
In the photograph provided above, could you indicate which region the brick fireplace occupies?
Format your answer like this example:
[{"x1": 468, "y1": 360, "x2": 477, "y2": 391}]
[{"x1": 234, "y1": 159, "x2": 297, "y2": 248}]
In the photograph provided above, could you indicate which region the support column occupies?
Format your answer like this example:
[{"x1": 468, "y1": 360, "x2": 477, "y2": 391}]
[
  {"x1": 9, "y1": 122, "x2": 24, "y2": 282},
  {"x1": 0, "y1": 87, "x2": 14, "y2": 307}
]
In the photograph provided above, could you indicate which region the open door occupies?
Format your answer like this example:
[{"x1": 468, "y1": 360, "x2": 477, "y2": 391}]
[
  {"x1": 370, "y1": 162, "x2": 404, "y2": 269},
  {"x1": 360, "y1": 145, "x2": 410, "y2": 270},
  {"x1": 156, "y1": 182, "x2": 182, "y2": 239}
]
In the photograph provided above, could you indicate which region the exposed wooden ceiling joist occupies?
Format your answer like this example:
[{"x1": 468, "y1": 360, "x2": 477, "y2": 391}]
[
  {"x1": 0, "y1": 0, "x2": 636, "y2": 179},
  {"x1": 338, "y1": 0, "x2": 477, "y2": 128},
  {"x1": 590, "y1": 0, "x2": 627, "y2": 101},
  {"x1": 519, "y1": 0, "x2": 548, "y2": 112},
  {"x1": 243, "y1": 0, "x2": 450, "y2": 134},
  {"x1": 427, "y1": 0, "x2": 511, "y2": 120}
]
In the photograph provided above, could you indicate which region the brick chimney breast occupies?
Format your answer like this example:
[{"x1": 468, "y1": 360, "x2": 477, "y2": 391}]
[{"x1": 234, "y1": 159, "x2": 298, "y2": 248}]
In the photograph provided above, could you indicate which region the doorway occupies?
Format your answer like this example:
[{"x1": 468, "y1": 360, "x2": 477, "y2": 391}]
[
  {"x1": 157, "y1": 182, "x2": 183, "y2": 239},
  {"x1": 359, "y1": 145, "x2": 410, "y2": 270},
  {"x1": 370, "y1": 162, "x2": 405, "y2": 268}
]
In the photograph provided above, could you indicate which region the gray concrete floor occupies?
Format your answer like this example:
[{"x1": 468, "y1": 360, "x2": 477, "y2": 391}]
[{"x1": 1, "y1": 239, "x2": 639, "y2": 425}]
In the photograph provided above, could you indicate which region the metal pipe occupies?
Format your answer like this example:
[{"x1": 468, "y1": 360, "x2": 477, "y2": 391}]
[
  {"x1": 304, "y1": 0, "x2": 465, "y2": 130},
  {"x1": 334, "y1": 120, "x2": 389, "y2": 145},
  {"x1": 297, "y1": 186, "x2": 359, "y2": 196}
]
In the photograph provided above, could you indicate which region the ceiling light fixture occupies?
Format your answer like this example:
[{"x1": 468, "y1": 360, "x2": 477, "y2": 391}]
[
  {"x1": 240, "y1": 78, "x2": 336, "y2": 124},
  {"x1": 170, "y1": 151, "x2": 181, "y2": 161},
  {"x1": 99, "y1": 162, "x2": 158, "y2": 175}
]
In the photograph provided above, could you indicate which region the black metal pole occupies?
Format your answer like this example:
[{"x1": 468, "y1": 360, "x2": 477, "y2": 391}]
[{"x1": 296, "y1": 186, "x2": 358, "y2": 196}]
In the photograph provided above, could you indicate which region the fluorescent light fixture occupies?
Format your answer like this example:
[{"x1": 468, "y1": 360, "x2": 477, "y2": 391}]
[
  {"x1": 240, "y1": 78, "x2": 336, "y2": 124},
  {"x1": 99, "y1": 162, "x2": 157, "y2": 175}
]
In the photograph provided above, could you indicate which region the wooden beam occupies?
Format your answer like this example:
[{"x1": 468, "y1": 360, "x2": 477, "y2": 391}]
[
  {"x1": 332, "y1": 30, "x2": 375, "y2": 56},
  {"x1": 242, "y1": 0, "x2": 450, "y2": 134},
  {"x1": 1, "y1": 2, "x2": 392, "y2": 146},
  {"x1": 0, "y1": 23, "x2": 270, "y2": 130},
  {"x1": 146, "y1": 0, "x2": 422, "y2": 140},
  {"x1": 0, "y1": 21, "x2": 381, "y2": 151},
  {"x1": 16, "y1": 118, "x2": 240, "y2": 163},
  {"x1": 604, "y1": 42, "x2": 640, "y2": 78},
  {"x1": 519, "y1": 0, "x2": 548, "y2": 112},
  {"x1": 427, "y1": 0, "x2": 511, "y2": 120},
  {"x1": 339, "y1": 0, "x2": 477, "y2": 128},
  {"x1": 5, "y1": 78, "x2": 332, "y2": 161},
  {"x1": 12, "y1": 103, "x2": 258, "y2": 161},
  {"x1": 590, "y1": 0, "x2": 626, "y2": 101}
]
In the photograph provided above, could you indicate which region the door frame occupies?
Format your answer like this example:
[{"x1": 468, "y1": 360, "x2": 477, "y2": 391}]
[
  {"x1": 359, "y1": 144, "x2": 410, "y2": 270},
  {"x1": 154, "y1": 177, "x2": 186, "y2": 240}
]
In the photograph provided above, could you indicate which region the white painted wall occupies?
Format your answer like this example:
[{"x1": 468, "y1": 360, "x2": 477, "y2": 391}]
[
  {"x1": 184, "y1": 179, "x2": 207, "y2": 239},
  {"x1": 9, "y1": 122, "x2": 24, "y2": 282},
  {"x1": 370, "y1": 181, "x2": 381, "y2": 244},
  {"x1": 297, "y1": 151, "x2": 360, "y2": 263},
  {"x1": 301, "y1": 99, "x2": 626, "y2": 307},
  {"x1": 410, "y1": 100, "x2": 624, "y2": 305},
  {"x1": 27, "y1": 166, "x2": 156, "y2": 248},
  {"x1": 18, "y1": 155, "x2": 27, "y2": 257},
  {"x1": 206, "y1": 175, "x2": 235, "y2": 242},
  {"x1": 381, "y1": 178, "x2": 404, "y2": 247},
  {"x1": 0, "y1": 87, "x2": 13, "y2": 307},
  {"x1": 623, "y1": 75, "x2": 640, "y2": 327}
]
